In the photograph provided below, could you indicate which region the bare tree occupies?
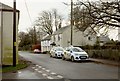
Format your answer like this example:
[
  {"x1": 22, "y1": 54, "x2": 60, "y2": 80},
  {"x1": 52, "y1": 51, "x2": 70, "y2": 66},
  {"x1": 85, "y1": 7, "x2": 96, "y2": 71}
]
[
  {"x1": 73, "y1": 0, "x2": 120, "y2": 35},
  {"x1": 52, "y1": 9, "x2": 63, "y2": 31},
  {"x1": 35, "y1": 11, "x2": 53, "y2": 35},
  {"x1": 35, "y1": 9, "x2": 63, "y2": 35}
]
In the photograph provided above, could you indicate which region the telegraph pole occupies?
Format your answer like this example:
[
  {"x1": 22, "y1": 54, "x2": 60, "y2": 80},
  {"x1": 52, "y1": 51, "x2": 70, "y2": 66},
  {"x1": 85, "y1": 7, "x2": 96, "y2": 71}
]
[
  {"x1": 71, "y1": 0, "x2": 73, "y2": 45},
  {"x1": 13, "y1": 0, "x2": 16, "y2": 67}
]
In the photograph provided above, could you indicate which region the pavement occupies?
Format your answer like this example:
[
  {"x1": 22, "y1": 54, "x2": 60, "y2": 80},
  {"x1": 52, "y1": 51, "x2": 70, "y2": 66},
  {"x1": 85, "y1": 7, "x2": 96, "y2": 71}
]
[{"x1": 2, "y1": 57, "x2": 119, "y2": 80}]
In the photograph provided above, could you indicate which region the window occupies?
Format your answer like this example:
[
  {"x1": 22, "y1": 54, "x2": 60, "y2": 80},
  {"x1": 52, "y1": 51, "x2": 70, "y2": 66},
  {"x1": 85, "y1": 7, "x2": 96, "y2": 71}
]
[
  {"x1": 58, "y1": 35, "x2": 60, "y2": 41},
  {"x1": 88, "y1": 36, "x2": 92, "y2": 41}
]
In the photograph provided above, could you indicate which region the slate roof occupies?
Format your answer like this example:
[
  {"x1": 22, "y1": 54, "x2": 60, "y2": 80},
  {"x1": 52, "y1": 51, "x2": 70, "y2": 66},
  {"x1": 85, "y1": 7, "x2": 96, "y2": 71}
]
[
  {"x1": 0, "y1": 2, "x2": 19, "y2": 12},
  {"x1": 53, "y1": 25, "x2": 70, "y2": 35},
  {"x1": 41, "y1": 35, "x2": 51, "y2": 41}
]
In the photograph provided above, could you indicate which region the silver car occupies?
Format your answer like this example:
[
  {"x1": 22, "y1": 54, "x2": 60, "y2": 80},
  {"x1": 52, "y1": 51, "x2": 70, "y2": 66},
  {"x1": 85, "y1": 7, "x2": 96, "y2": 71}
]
[{"x1": 50, "y1": 47, "x2": 64, "y2": 58}]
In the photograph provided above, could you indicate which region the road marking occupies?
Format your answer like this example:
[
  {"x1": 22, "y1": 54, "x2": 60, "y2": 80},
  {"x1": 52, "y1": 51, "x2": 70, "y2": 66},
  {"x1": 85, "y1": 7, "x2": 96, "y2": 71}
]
[
  {"x1": 42, "y1": 74, "x2": 47, "y2": 77},
  {"x1": 57, "y1": 75, "x2": 63, "y2": 78},
  {"x1": 47, "y1": 76, "x2": 54, "y2": 79},
  {"x1": 46, "y1": 70, "x2": 50, "y2": 72},
  {"x1": 35, "y1": 69, "x2": 38, "y2": 71},
  {"x1": 51, "y1": 72, "x2": 56, "y2": 75},
  {"x1": 42, "y1": 68, "x2": 46, "y2": 70},
  {"x1": 36, "y1": 65, "x2": 39, "y2": 67},
  {"x1": 38, "y1": 66, "x2": 42, "y2": 68},
  {"x1": 38, "y1": 71, "x2": 42, "y2": 73}
]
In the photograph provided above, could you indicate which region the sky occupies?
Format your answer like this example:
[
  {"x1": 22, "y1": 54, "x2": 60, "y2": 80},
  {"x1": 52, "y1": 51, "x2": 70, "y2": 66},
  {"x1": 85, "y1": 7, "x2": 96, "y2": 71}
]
[
  {"x1": 1, "y1": 0, "x2": 73, "y2": 32},
  {"x1": 0, "y1": 0, "x2": 119, "y2": 40}
]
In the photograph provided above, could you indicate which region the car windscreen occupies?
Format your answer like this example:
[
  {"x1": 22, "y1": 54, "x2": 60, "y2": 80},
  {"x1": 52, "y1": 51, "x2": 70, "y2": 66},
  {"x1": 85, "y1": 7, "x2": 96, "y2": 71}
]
[
  {"x1": 56, "y1": 48, "x2": 63, "y2": 51},
  {"x1": 72, "y1": 48, "x2": 84, "y2": 52}
]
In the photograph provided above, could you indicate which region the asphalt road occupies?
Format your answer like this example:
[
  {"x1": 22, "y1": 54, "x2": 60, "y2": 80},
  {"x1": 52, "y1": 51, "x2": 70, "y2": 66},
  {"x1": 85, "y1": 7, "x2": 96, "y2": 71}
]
[{"x1": 19, "y1": 51, "x2": 118, "y2": 79}]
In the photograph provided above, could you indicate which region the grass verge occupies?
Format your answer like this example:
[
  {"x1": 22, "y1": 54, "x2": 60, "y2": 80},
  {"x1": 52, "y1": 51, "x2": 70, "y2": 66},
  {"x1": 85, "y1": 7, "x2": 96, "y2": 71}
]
[{"x1": 1, "y1": 59, "x2": 29, "y2": 73}]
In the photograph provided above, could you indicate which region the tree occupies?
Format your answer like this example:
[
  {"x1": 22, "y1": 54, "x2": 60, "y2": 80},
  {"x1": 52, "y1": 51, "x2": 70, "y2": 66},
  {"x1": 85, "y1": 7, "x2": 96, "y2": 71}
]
[
  {"x1": 52, "y1": 9, "x2": 62, "y2": 31},
  {"x1": 73, "y1": 0, "x2": 120, "y2": 35},
  {"x1": 18, "y1": 32, "x2": 32, "y2": 50},
  {"x1": 35, "y1": 9, "x2": 63, "y2": 35}
]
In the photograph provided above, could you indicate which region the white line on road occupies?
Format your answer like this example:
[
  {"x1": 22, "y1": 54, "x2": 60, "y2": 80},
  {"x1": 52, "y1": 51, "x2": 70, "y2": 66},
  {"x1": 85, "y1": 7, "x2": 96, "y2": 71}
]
[
  {"x1": 38, "y1": 66, "x2": 42, "y2": 68},
  {"x1": 38, "y1": 71, "x2": 42, "y2": 73},
  {"x1": 47, "y1": 76, "x2": 54, "y2": 79},
  {"x1": 42, "y1": 74, "x2": 47, "y2": 77},
  {"x1": 35, "y1": 69, "x2": 38, "y2": 71},
  {"x1": 42, "y1": 68, "x2": 46, "y2": 70},
  {"x1": 51, "y1": 72, "x2": 56, "y2": 75},
  {"x1": 57, "y1": 75, "x2": 63, "y2": 78},
  {"x1": 46, "y1": 70, "x2": 50, "y2": 72},
  {"x1": 36, "y1": 65, "x2": 39, "y2": 67}
]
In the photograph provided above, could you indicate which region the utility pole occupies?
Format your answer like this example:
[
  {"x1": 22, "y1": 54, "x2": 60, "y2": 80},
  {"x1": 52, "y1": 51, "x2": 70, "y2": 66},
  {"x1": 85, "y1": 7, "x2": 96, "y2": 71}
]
[
  {"x1": 13, "y1": 0, "x2": 16, "y2": 67},
  {"x1": 71, "y1": 0, "x2": 73, "y2": 45}
]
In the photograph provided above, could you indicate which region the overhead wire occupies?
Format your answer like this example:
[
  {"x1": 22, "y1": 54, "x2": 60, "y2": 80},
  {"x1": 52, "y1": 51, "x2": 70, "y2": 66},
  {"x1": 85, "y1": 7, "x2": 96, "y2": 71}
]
[{"x1": 24, "y1": 0, "x2": 32, "y2": 24}]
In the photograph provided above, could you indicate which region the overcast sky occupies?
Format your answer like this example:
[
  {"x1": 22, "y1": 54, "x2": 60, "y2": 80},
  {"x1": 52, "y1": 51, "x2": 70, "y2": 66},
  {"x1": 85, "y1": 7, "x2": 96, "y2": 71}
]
[
  {"x1": 1, "y1": 0, "x2": 74, "y2": 32},
  {"x1": 0, "y1": 0, "x2": 118, "y2": 40}
]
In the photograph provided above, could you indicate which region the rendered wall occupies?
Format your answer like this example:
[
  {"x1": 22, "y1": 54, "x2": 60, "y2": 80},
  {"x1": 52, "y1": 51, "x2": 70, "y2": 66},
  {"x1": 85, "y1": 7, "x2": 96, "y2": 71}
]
[{"x1": 2, "y1": 11, "x2": 19, "y2": 65}]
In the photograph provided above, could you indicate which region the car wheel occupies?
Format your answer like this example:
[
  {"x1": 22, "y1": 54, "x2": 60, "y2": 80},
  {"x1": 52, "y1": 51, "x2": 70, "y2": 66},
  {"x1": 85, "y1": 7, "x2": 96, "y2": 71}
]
[
  {"x1": 55, "y1": 54, "x2": 58, "y2": 58},
  {"x1": 71, "y1": 56, "x2": 75, "y2": 62},
  {"x1": 50, "y1": 54, "x2": 52, "y2": 57}
]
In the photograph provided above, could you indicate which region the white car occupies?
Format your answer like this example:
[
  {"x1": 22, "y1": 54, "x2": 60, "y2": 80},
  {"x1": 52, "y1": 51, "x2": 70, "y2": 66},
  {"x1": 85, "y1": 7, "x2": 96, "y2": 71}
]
[
  {"x1": 50, "y1": 47, "x2": 64, "y2": 58},
  {"x1": 62, "y1": 46, "x2": 89, "y2": 61}
]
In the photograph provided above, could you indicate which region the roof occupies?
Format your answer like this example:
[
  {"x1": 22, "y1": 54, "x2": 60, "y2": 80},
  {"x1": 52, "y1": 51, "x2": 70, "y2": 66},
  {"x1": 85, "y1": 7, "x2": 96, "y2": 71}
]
[
  {"x1": 41, "y1": 35, "x2": 51, "y2": 41},
  {"x1": 53, "y1": 25, "x2": 70, "y2": 35},
  {"x1": 98, "y1": 35, "x2": 110, "y2": 42},
  {"x1": 0, "y1": 2, "x2": 19, "y2": 12}
]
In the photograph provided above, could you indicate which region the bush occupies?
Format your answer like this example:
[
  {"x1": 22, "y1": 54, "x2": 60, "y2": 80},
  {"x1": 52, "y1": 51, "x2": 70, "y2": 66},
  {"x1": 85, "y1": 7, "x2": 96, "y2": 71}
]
[{"x1": 86, "y1": 49, "x2": 120, "y2": 61}]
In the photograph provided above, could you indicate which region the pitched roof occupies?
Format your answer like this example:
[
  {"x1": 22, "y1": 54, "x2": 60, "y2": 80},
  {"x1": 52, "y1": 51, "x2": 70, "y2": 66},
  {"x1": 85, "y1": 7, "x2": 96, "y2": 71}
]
[
  {"x1": 0, "y1": 2, "x2": 19, "y2": 12},
  {"x1": 41, "y1": 35, "x2": 51, "y2": 41},
  {"x1": 53, "y1": 25, "x2": 70, "y2": 35}
]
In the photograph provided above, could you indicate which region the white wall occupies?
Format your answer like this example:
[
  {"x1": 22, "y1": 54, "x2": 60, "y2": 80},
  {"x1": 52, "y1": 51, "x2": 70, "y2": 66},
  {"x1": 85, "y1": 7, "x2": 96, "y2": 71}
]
[
  {"x1": 41, "y1": 40, "x2": 51, "y2": 52},
  {"x1": 60, "y1": 26, "x2": 97, "y2": 47},
  {"x1": 118, "y1": 28, "x2": 120, "y2": 41}
]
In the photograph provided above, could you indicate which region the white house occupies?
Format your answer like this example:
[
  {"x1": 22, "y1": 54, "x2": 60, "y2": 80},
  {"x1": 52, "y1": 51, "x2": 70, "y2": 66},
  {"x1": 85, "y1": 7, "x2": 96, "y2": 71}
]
[
  {"x1": 118, "y1": 28, "x2": 120, "y2": 41},
  {"x1": 0, "y1": 3, "x2": 20, "y2": 65},
  {"x1": 41, "y1": 35, "x2": 52, "y2": 52},
  {"x1": 51, "y1": 25, "x2": 110, "y2": 47}
]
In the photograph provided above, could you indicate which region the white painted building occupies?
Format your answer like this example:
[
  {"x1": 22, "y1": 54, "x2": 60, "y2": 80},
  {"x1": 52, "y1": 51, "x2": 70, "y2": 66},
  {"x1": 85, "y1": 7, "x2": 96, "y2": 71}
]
[
  {"x1": 51, "y1": 26, "x2": 110, "y2": 47},
  {"x1": 0, "y1": 3, "x2": 20, "y2": 65},
  {"x1": 41, "y1": 35, "x2": 52, "y2": 52},
  {"x1": 118, "y1": 28, "x2": 120, "y2": 41}
]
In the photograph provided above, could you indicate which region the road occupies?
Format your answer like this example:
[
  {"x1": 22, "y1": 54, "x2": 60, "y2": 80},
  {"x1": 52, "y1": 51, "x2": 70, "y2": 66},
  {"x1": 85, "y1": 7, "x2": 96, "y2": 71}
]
[{"x1": 19, "y1": 51, "x2": 118, "y2": 79}]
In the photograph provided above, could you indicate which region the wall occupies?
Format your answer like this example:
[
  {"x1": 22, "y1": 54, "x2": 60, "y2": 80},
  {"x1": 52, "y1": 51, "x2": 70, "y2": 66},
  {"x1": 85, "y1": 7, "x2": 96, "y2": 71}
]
[
  {"x1": 41, "y1": 40, "x2": 51, "y2": 52},
  {"x1": 1, "y1": 11, "x2": 19, "y2": 65}
]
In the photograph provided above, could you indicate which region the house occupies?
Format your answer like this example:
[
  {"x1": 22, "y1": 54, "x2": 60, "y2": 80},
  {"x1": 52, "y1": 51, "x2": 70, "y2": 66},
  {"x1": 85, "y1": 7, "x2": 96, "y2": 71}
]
[
  {"x1": 41, "y1": 35, "x2": 52, "y2": 52},
  {"x1": 51, "y1": 25, "x2": 111, "y2": 47},
  {"x1": 0, "y1": 3, "x2": 20, "y2": 65},
  {"x1": 118, "y1": 28, "x2": 120, "y2": 41}
]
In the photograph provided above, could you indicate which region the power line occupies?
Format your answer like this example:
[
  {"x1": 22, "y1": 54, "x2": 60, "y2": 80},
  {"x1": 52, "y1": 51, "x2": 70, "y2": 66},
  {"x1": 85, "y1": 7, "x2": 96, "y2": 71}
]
[{"x1": 24, "y1": 0, "x2": 32, "y2": 24}]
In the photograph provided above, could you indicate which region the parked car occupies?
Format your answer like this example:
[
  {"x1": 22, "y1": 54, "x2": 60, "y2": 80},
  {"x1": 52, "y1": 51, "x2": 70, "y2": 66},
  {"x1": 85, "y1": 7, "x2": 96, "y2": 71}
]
[
  {"x1": 34, "y1": 49, "x2": 41, "y2": 53},
  {"x1": 50, "y1": 47, "x2": 64, "y2": 58},
  {"x1": 62, "y1": 46, "x2": 89, "y2": 61}
]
